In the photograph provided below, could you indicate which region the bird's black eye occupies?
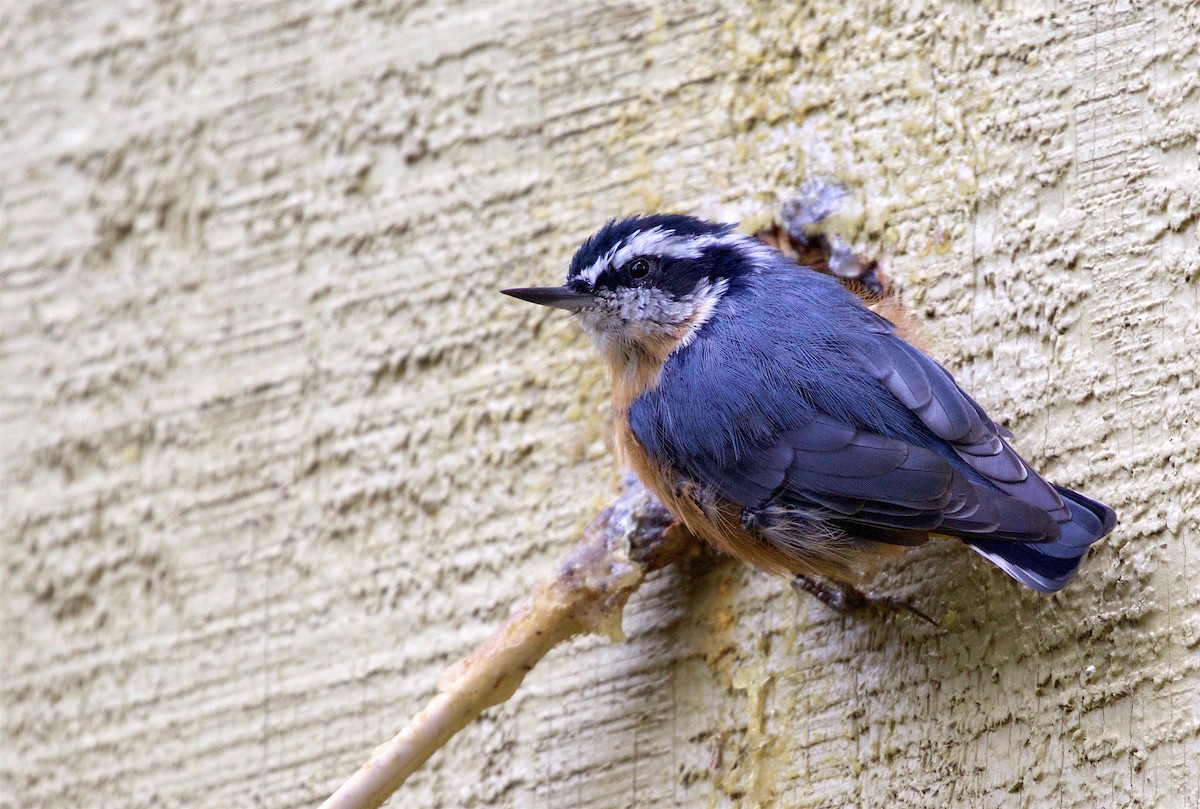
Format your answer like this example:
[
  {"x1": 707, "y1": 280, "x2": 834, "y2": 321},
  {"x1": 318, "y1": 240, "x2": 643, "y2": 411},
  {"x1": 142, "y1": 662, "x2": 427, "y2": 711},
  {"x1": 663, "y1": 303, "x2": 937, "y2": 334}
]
[{"x1": 627, "y1": 257, "x2": 655, "y2": 280}]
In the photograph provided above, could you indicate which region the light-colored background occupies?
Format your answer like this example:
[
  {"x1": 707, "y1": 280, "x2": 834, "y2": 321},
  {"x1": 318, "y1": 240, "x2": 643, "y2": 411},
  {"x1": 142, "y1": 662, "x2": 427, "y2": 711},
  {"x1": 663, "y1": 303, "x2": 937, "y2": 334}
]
[{"x1": 2, "y1": 1, "x2": 1197, "y2": 807}]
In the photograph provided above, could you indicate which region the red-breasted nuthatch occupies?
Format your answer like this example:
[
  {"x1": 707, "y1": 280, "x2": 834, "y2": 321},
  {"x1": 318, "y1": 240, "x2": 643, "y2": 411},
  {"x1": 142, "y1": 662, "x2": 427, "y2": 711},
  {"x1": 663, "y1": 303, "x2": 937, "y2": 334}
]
[{"x1": 503, "y1": 215, "x2": 1116, "y2": 609}]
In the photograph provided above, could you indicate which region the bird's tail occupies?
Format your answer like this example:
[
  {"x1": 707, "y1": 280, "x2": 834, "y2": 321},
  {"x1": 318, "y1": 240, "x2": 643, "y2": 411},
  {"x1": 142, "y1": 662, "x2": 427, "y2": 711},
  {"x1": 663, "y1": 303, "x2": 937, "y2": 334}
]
[{"x1": 966, "y1": 485, "x2": 1117, "y2": 592}]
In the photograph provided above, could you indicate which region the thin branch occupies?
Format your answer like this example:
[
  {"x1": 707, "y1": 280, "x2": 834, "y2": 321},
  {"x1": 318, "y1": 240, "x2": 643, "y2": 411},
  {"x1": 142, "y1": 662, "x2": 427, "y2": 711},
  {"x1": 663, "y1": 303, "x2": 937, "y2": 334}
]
[{"x1": 319, "y1": 476, "x2": 701, "y2": 809}]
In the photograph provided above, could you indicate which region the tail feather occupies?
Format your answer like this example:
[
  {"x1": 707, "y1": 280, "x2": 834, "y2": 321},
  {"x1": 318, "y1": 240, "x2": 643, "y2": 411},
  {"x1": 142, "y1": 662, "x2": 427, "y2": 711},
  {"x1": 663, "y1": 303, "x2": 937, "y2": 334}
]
[{"x1": 965, "y1": 485, "x2": 1117, "y2": 592}]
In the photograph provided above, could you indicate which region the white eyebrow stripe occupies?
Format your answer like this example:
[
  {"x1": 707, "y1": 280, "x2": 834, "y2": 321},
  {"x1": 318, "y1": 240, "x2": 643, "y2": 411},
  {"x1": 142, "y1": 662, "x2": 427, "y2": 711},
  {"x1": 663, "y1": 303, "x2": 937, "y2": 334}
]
[
  {"x1": 611, "y1": 228, "x2": 705, "y2": 267},
  {"x1": 576, "y1": 227, "x2": 748, "y2": 287},
  {"x1": 577, "y1": 256, "x2": 607, "y2": 288}
]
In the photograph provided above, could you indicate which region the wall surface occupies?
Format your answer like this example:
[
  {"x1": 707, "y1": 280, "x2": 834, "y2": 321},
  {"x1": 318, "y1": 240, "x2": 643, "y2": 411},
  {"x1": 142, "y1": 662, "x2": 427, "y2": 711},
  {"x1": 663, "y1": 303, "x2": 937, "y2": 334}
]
[{"x1": 2, "y1": 1, "x2": 1198, "y2": 807}]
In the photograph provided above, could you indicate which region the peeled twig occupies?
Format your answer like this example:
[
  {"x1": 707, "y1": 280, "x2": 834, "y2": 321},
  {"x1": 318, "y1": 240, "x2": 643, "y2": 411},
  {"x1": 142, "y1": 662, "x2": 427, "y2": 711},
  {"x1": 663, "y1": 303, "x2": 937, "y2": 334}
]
[{"x1": 319, "y1": 476, "x2": 700, "y2": 809}]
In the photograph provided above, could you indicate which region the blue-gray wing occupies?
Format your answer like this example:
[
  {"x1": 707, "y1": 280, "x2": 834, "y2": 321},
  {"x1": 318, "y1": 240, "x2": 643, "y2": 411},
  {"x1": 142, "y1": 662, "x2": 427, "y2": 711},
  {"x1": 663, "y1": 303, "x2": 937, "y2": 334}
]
[
  {"x1": 632, "y1": 404, "x2": 1059, "y2": 543},
  {"x1": 627, "y1": 309, "x2": 1065, "y2": 544},
  {"x1": 856, "y1": 323, "x2": 1070, "y2": 523},
  {"x1": 852, "y1": 323, "x2": 1116, "y2": 589}
]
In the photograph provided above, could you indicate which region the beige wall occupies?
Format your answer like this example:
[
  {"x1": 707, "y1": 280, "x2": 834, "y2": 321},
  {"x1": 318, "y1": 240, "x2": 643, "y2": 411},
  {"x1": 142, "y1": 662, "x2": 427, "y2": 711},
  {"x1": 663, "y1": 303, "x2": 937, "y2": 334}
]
[{"x1": 3, "y1": 1, "x2": 1197, "y2": 806}]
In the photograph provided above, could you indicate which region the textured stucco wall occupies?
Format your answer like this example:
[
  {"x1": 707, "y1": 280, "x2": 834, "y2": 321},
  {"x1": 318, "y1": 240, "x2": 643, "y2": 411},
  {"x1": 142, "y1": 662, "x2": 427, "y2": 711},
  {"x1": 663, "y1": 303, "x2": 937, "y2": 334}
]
[{"x1": 2, "y1": 1, "x2": 1198, "y2": 807}]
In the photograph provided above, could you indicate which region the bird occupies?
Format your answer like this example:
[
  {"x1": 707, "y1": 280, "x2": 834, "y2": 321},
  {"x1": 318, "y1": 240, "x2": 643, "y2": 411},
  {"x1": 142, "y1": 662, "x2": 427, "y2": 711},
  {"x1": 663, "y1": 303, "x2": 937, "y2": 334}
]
[{"x1": 502, "y1": 213, "x2": 1116, "y2": 616}]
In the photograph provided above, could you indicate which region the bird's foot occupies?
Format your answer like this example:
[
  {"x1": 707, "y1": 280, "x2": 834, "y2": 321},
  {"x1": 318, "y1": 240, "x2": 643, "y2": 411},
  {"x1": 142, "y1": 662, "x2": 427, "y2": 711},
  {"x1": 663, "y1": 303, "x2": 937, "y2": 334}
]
[{"x1": 790, "y1": 573, "x2": 939, "y2": 626}]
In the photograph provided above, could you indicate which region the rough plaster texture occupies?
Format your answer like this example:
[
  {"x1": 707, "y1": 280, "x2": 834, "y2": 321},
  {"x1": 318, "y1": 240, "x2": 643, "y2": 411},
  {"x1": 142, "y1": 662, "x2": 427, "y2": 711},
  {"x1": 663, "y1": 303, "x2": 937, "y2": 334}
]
[{"x1": 2, "y1": 1, "x2": 1198, "y2": 807}]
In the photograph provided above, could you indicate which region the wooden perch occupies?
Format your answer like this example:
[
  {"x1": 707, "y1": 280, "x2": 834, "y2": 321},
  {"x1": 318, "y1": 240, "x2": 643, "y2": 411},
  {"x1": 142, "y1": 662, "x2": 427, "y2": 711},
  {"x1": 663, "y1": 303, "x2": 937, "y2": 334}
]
[{"x1": 319, "y1": 476, "x2": 702, "y2": 809}]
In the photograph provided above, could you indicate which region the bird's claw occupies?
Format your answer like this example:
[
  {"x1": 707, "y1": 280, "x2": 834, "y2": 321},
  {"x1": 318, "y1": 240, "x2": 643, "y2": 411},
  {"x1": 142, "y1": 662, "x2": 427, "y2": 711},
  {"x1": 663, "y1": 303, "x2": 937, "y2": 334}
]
[{"x1": 790, "y1": 573, "x2": 939, "y2": 627}]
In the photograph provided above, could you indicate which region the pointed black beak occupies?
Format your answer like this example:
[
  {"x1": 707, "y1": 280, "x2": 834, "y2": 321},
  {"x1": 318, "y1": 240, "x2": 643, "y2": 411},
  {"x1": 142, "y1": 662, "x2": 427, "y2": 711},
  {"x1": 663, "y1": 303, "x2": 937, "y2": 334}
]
[{"x1": 501, "y1": 286, "x2": 597, "y2": 311}]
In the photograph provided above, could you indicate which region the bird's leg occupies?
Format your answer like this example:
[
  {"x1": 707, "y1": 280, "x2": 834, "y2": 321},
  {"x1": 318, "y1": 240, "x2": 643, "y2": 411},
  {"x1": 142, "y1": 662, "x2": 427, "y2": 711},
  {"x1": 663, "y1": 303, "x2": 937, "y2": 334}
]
[{"x1": 790, "y1": 573, "x2": 939, "y2": 626}]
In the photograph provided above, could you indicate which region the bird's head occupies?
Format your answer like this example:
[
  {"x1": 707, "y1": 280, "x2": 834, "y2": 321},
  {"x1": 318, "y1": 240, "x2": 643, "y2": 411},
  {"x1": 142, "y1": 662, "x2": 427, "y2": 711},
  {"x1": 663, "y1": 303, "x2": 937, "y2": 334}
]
[{"x1": 503, "y1": 215, "x2": 769, "y2": 370}]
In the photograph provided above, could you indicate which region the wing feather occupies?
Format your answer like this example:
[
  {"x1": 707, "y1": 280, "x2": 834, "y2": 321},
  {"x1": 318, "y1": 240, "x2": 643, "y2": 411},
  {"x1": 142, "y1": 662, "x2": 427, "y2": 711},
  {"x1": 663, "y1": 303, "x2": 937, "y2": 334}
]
[{"x1": 858, "y1": 331, "x2": 1070, "y2": 521}]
